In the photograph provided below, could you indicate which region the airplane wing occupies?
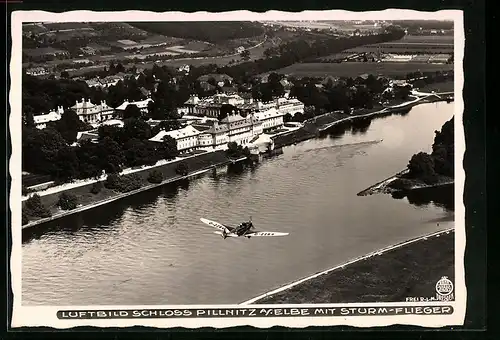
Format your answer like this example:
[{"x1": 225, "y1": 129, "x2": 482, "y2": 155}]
[
  {"x1": 200, "y1": 218, "x2": 234, "y2": 233},
  {"x1": 245, "y1": 231, "x2": 289, "y2": 237},
  {"x1": 213, "y1": 231, "x2": 239, "y2": 238}
]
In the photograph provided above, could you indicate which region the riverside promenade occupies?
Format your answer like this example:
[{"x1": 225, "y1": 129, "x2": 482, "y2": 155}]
[
  {"x1": 21, "y1": 147, "x2": 227, "y2": 201},
  {"x1": 22, "y1": 155, "x2": 247, "y2": 230}
]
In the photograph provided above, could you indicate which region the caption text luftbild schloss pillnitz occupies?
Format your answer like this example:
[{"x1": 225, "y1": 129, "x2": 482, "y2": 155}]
[{"x1": 57, "y1": 306, "x2": 454, "y2": 319}]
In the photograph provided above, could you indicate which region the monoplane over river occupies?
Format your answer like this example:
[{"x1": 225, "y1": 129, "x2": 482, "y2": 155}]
[{"x1": 200, "y1": 218, "x2": 289, "y2": 239}]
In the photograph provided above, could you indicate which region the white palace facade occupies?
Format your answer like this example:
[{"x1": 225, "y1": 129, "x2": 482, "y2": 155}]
[
  {"x1": 178, "y1": 93, "x2": 305, "y2": 123},
  {"x1": 149, "y1": 113, "x2": 264, "y2": 153},
  {"x1": 71, "y1": 98, "x2": 115, "y2": 124}
]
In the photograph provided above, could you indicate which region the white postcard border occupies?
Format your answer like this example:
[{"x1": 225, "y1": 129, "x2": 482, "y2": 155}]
[{"x1": 9, "y1": 9, "x2": 466, "y2": 329}]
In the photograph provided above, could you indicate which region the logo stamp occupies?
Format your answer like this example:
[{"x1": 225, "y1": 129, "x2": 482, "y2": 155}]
[{"x1": 435, "y1": 276, "x2": 454, "y2": 301}]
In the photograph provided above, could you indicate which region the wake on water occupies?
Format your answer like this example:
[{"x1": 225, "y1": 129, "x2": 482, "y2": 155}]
[{"x1": 302, "y1": 139, "x2": 384, "y2": 154}]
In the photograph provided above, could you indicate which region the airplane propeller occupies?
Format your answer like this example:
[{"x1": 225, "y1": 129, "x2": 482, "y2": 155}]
[{"x1": 249, "y1": 216, "x2": 255, "y2": 229}]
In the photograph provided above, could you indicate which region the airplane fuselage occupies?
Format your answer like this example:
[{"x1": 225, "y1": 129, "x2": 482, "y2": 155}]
[
  {"x1": 200, "y1": 218, "x2": 288, "y2": 239},
  {"x1": 233, "y1": 222, "x2": 253, "y2": 236}
]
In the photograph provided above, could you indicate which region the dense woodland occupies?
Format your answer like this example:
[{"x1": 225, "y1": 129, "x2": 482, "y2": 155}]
[{"x1": 128, "y1": 22, "x2": 266, "y2": 44}]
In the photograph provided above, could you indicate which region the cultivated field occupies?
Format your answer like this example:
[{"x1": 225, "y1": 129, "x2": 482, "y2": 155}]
[
  {"x1": 416, "y1": 80, "x2": 454, "y2": 93},
  {"x1": 268, "y1": 62, "x2": 454, "y2": 78},
  {"x1": 42, "y1": 22, "x2": 94, "y2": 31},
  {"x1": 262, "y1": 21, "x2": 340, "y2": 30},
  {"x1": 318, "y1": 35, "x2": 454, "y2": 60},
  {"x1": 399, "y1": 34, "x2": 454, "y2": 43}
]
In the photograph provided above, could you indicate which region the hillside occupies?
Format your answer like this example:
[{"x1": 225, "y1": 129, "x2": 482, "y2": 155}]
[{"x1": 128, "y1": 21, "x2": 266, "y2": 44}]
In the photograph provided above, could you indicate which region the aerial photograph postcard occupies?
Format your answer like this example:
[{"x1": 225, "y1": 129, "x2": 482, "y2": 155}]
[{"x1": 9, "y1": 9, "x2": 466, "y2": 329}]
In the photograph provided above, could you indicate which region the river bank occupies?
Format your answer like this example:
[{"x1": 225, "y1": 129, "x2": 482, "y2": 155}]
[
  {"x1": 22, "y1": 150, "x2": 246, "y2": 229},
  {"x1": 241, "y1": 228, "x2": 454, "y2": 305},
  {"x1": 357, "y1": 169, "x2": 454, "y2": 196},
  {"x1": 272, "y1": 92, "x2": 449, "y2": 148}
]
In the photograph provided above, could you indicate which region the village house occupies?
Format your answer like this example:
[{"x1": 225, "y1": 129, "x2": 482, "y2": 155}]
[
  {"x1": 178, "y1": 64, "x2": 190, "y2": 74},
  {"x1": 115, "y1": 98, "x2": 154, "y2": 117},
  {"x1": 25, "y1": 67, "x2": 49, "y2": 77},
  {"x1": 99, "y1": 76, "x2": 121, "y2": 88},
  {"x1": 75, "y1": 131, "x2": 99, "y2": 145},
  {"x1": 85, "y1": 73, "x2": 126, "y2": 89},
  {"x1": 73, "y1": 59, "x2": 92, "y2": 65},
  {"x1": 85, "y1": 78, "x2": 102, "y2": 88},
  {"x1": 33, "y1": 106, "x2": 64, "y2": 129},
  {"x1": 198, "y1": 73, "x2": 234, "y2": 88},
  {"x1": 80, "y1": 46, "x2": 96, "y2": 55}
]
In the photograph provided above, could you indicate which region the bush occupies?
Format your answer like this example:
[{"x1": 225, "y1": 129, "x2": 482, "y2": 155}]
[
  {"x1": 118, "y1": 173, "x2": 143, "y2": 192},
  {"x1": 57, "y1": 192, "x2": 78, "y2": 210},
  {"x1": 90, "y1": 181, "x2": 103, "y2": 194},
  {"x1": 226, "y1": 142, "x2": 243, "y2": 158},
  {"x1": 147, "y1": 170, "x2": 164, "y2": 184},
  {"x1": 104, "y1": 173, "x2": 121, "y2": 190},
  {"x1": 24, "y1": 193, "x2": 52, "y2": 218},
  {"x1": 175, "y1": 162, "x2": 189, "y2": 176},
  {"x1": 105, "y1": 173, "x2": 143, "y2": 193}
]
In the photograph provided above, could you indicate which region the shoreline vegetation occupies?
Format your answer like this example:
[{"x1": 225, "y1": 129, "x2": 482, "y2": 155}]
[
  {"x1": 357, "y1": 113, "x2": 454, "y2": 196},
  {"x1": 244, "y1": 229, "x2": 454, "y2": 305},
  {"x1": 21, "y1": 81, "x2": 453, "y2": 229},
  {"x1": 22, "y1": 148, "x2": 248, "y2": 229}
]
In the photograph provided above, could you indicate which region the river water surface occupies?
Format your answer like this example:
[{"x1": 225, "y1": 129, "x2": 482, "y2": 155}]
[{"x1": 22, "y1": 102, "x2": 455, "y2": 306}]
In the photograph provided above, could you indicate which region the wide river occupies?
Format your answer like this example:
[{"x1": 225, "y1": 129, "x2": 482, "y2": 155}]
[{"x1": 22, "y1": 102, "x2": 455, "y2": 306}]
